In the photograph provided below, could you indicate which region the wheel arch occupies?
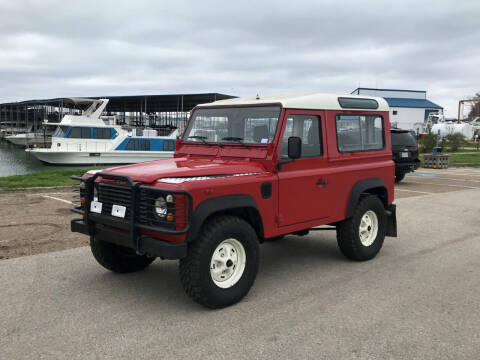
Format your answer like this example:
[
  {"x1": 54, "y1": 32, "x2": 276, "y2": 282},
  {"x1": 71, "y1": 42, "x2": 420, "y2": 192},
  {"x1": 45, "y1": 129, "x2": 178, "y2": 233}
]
[
  {"x1": 186, "y1": 194, "x2": 264, "y2": 242},
  {"x1": 346, "y1": 178, "x2": 388, "y2": 218}
]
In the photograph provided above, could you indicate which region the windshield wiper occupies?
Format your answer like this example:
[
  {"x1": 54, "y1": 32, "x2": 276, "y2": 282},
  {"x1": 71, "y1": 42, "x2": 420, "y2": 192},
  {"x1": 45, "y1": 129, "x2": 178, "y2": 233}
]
[
  {"x1": 221, "y1": 137, "x2": 247, "y2": 148},
  {"x1": 188, "y1": 135, "x2": 210, "y2": 146}
]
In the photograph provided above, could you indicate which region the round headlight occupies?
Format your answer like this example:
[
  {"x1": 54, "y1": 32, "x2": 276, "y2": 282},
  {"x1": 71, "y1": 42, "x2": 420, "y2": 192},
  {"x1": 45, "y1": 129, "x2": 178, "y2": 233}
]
[{"x1": 154, "y1": 197, "x2": 167, "y2": 218}]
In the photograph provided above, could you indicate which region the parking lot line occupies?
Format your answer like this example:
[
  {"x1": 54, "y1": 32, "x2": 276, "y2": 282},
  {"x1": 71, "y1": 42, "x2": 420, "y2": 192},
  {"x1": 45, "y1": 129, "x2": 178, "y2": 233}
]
[
  {"x1": 434, "y1": 177, "x2": 480, "y2": 183},
  {"x1": 406, "y1": 181, "x2": 478, "y2": 189},
  {"x1": 395, "y1": 189, "x2": 434, "y2": 195},
  {"x1": 41, "y1": 195, "x2": 74, "y2": 205}
]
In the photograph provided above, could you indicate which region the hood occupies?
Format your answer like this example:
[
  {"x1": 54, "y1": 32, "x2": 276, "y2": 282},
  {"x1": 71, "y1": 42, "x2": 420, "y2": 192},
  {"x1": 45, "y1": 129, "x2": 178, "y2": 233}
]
[{"x1": 102, "y1": 157, "x2": 267, "y2": 184}]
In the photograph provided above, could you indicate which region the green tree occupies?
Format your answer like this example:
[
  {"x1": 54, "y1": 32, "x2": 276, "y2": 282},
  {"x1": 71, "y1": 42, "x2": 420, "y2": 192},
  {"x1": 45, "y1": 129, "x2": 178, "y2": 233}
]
[
  {"x1": 445, "y1": 133, "x2": 466, "y2": 152},
  {"x1": 418, "y1": 133, "x2": 437, "y2": 153}
]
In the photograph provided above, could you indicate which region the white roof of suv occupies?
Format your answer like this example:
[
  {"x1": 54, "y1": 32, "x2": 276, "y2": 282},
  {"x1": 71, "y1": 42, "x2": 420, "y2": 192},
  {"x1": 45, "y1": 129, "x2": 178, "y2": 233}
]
[{"x1": 197, "y1": 93, "x2": 389, "y2": 112}]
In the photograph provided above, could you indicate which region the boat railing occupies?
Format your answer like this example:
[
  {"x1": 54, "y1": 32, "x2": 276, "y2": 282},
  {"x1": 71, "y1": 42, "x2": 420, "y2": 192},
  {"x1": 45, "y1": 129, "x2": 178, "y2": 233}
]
[{"x1": 60, "y1": 142, "x2": 109, "y2": 152}]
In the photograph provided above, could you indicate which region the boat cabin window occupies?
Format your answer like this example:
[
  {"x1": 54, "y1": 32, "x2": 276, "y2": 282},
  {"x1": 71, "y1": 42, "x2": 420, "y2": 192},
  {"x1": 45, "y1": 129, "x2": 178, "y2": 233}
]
[
  {"x1": 53, "y1": 126, "x2": 69, "y2": 138},
  {"x1": 163, "y1": 140, "x2": 175, "y2": 151},
  {"x1": 68, "y1": 127, "x2": 91, "y2": 139},
  {"x1": 93, "y1": 128, "x2": 111, "y2": 139},
  {"x1": 126, "y1": 139, "x2": 150, "y2": 151}
]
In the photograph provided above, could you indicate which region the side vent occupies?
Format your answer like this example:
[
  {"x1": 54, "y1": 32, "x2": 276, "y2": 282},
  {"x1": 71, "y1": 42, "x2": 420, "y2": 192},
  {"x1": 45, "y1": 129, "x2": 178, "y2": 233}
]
[{"x1": 261, "y1": 183, "x2": 272, "y2": 199}]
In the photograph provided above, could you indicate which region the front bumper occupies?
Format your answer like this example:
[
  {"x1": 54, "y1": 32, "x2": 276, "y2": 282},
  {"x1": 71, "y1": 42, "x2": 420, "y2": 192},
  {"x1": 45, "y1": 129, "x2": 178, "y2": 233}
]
[
  {"x1": 395, "y1": 159, "x2": 420, "y2": 173},
  {"x1": 71, "y1": 218, "x2": 187, "y2": 259},
  {"x1": 71, "y1": 172, "x2": 192, "y2": 260}
]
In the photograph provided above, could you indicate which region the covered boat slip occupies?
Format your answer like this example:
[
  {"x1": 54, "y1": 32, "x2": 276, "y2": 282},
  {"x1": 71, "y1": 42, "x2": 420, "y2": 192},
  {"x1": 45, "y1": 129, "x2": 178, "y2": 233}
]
[{"x1": 0, "y1": 93, "x2": 236, "y2": 135}]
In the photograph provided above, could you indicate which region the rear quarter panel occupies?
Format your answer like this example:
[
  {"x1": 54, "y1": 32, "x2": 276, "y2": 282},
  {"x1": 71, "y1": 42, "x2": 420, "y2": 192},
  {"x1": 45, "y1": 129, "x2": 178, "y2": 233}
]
[{"x1": 324, "y1": 110, "x2": 395, "y2": 222}]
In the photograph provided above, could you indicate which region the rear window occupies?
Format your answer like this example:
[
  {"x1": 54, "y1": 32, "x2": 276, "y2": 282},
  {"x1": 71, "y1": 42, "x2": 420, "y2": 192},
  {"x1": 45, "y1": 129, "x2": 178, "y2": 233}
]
[
  {"x1": 336, "y1": 115, "x2": 384, "y2": 152},
  {"x1": 391, "y1": 132, "x2": 416, "y2": 147}
]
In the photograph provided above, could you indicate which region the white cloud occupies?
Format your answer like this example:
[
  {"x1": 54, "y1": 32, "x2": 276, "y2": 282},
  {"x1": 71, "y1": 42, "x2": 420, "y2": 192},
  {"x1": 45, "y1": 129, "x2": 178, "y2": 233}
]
[{"x1": 0, "y1": 0, "x2": 479, "y2": 116}]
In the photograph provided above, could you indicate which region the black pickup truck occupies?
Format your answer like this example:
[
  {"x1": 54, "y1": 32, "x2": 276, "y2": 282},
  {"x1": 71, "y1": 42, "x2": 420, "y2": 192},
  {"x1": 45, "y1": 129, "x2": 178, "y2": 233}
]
[{"x1": 390, "y1": 129, "x2": 420, "y2": 183}]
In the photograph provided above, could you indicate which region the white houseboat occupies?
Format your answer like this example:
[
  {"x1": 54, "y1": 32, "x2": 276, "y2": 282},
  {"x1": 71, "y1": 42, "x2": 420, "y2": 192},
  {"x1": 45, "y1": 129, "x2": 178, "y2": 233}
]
[{"x1": 26, "y1": 98, "x2": 177, "y2": 165}]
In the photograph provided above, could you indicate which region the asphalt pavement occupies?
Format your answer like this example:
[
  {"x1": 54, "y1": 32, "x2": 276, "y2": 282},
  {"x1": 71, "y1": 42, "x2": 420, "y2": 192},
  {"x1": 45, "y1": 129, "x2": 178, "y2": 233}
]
[{"x1": 1, "y1": 186, "x2": 479, "y2": 359}]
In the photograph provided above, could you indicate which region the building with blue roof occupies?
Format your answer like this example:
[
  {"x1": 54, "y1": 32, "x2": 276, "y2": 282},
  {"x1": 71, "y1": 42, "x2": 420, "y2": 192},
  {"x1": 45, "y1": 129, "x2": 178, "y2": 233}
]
[{"x1": 351, "y1": 88, "x2": 443, "y2": 132}]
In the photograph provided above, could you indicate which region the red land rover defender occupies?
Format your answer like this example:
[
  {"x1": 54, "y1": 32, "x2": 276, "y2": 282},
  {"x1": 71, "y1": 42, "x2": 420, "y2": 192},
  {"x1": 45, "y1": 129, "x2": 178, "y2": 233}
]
[{"x1": 72, "y1": 93, "x2": 397, "y2": 308}]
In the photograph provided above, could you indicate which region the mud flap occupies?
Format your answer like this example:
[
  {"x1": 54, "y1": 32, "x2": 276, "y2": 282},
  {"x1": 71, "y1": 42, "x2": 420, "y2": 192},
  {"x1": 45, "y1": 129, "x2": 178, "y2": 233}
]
[{"x1": 386, "y1": 204, "x2": 397, "y2": 237}]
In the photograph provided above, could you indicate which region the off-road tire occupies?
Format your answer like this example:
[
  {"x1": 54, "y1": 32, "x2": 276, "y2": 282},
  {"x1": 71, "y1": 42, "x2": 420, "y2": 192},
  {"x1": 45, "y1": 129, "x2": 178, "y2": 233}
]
[
  {"x1": 395, "y1": 172, "x2": 406, "y2": 183},
  {"x1": 336, "y1": 195, "x2": 386, "y2": 261},
  {"x1": 90, "y1": 237, "x2": 155, "y2": 273},
  {"x1": 179, "y1": 215, "x2": 260, "y2": 309}
]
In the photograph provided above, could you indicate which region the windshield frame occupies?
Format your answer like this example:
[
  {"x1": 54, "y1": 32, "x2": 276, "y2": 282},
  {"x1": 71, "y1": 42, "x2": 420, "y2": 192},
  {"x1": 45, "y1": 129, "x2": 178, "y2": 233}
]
[{"x1": 182, "y1": 103, "x2": 283, "y2": 146}]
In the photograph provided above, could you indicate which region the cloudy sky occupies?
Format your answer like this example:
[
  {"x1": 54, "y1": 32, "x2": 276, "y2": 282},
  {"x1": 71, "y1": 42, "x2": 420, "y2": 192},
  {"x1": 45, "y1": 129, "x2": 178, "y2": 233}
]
[{"x1": 0, "y1": 0, "x2": 479, "y2": 117}]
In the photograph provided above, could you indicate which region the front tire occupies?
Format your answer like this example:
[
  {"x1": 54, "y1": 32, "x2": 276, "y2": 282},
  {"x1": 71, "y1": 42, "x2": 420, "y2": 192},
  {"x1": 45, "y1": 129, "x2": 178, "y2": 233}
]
[
  {"x1": 179, "y1": 215, "x2": 259, "y2": 309},
  {"x1": 336, "y1": 196, "x2": 386, "y2": 261},
  {"x1": 90, "y1": 237, "x2": 155, "y2": 273}
]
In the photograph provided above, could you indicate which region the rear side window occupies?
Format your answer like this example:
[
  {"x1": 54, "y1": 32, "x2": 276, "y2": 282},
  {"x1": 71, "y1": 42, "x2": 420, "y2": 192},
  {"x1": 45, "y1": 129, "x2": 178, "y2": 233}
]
[
  {"x1": 391, "y1": 132, "x2": 417, "y2": 147},
  {"x1": 336, "y1": 115, "x2": 384, "y2": 152},
  {"x1": 126, "y1": 139, "x2": 151, "y2": 150},
  {"x1": 93, "y1": 128, "x2": 111, "y2": 139}
]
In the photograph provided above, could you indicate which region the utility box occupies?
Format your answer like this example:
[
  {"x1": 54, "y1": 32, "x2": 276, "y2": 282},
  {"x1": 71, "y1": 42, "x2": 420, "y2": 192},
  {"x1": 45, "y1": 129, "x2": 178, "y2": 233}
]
[{"x1": 423, "y1": 154, "x2": 449, "y2": 169}]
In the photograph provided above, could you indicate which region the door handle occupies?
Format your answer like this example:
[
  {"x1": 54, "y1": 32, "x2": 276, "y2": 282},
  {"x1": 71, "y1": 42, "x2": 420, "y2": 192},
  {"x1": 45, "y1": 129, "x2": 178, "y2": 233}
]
[{"x1": 316, "y1": 180, "x2": 328, "y2": 186}]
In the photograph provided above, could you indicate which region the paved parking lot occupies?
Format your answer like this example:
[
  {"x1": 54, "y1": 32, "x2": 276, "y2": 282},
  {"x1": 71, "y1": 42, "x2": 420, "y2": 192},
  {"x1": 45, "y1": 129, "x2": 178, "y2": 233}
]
[{"x1": 1, "y1": 168, "x2": 479, "y2": 359}]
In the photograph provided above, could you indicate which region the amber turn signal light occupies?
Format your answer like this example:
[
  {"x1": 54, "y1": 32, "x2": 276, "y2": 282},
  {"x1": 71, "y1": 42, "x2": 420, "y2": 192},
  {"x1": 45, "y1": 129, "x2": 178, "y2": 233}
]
[{"x1": 166, "y1": 214, "x2": 174, "y2": 222}]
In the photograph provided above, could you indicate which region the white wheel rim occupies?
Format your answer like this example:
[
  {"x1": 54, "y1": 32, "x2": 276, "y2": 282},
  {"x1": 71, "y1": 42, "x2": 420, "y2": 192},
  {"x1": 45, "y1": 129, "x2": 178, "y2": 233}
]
[
  {"x1": 210, "y1": 238, "x2": 246, "y2": 289},
  {"x1": 359, "y1": 210, "x2": 378, "y2": 247}
]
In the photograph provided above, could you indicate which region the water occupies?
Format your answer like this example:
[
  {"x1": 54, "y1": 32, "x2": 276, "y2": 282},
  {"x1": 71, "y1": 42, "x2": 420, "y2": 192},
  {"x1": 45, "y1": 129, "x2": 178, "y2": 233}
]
[{"x1": 0, "y1": 140, "x2": 88, "y2": 177}]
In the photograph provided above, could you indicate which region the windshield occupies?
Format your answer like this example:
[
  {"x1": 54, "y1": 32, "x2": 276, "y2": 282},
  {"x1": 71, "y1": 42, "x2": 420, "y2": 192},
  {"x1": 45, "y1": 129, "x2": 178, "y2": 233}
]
[
  {"x1": 391, "y1": 132, "x2": 417, "y2": 147},
  {"x1": 52, "y1": 126, "x2": 68, "y2": 138},
  {"x1": 183, "y1": 106, "x2": 281, "y2": 144}
]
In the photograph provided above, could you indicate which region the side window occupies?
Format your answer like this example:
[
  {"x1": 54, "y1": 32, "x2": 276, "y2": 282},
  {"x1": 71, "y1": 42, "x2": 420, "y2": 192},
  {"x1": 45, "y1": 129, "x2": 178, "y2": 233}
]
[
  {"x1": 93, "y1": 128, "x2": 111, "y2": 139},
  {"x1": 336, "y1": 115, "x2": 384, "y2": 152},
  {"x1": 68, "y1": 127, "x2": 90, "y2": 139},
  {"x1": 126, "y1": 139, "x2": 138, "y2": 150},
  {"x1": 280, "y1": 115, "x2": 322, "y2": 158},
  {"x1": 142, "y1": 140, "x2": 150, "y2": 151},
  {"x1": 163, "y1": 140, "x2": 175, "y2": 151}
]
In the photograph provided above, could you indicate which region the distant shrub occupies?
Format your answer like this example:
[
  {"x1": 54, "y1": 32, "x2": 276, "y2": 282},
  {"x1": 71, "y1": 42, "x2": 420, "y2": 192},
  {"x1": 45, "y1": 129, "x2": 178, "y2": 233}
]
[
  {"x1": 419, "y1": 133, "x2": 437, "y2": 153},
  {"x1": 445, "y1": 133, "x2": 466, "y2": 152}
]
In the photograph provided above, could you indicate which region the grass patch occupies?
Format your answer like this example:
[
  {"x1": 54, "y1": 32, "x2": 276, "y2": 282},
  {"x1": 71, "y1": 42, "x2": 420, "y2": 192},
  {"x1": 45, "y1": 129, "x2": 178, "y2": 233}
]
[
  {"x1": 448, "y1": 152, "x2": 480, "y2": 166},
  {"x1": 0, "y1": 168, "x2": 93, "y2": 188},
  {"x1": 420, "y1": 152, "x2": 480, "y2": 167}
]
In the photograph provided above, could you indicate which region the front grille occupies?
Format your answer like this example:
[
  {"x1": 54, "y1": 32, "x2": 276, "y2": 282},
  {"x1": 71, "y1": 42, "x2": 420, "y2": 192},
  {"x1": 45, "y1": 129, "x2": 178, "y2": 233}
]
[
  {"x1": 95, "y1": 183, "x2": 133, "y2": 219},
  {"x1": 72, "y1": 172, "x2": 192, "y2": 235}
]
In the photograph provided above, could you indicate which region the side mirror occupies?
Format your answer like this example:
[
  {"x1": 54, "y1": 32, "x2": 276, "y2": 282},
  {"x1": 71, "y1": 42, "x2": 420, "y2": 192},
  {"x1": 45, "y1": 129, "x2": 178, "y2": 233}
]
[{"x1": 288, "y1": 136, "x2": 302, "y2": 159}]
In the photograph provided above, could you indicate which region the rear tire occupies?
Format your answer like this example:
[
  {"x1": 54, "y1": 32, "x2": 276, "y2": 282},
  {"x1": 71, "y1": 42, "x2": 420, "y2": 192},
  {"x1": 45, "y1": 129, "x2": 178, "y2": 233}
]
[
  {"x1": 336, "y1": 196, "x2": 386, "y2": 261},
  {"x1": 90, "y1": 237, "x2": 155, "y2": 273},
  {"x1": 395, "y1": 172, "x2": 406, "y2": 183},
  {"x1": 179, "y1": 215, "x2": 259, "y2": 309}
]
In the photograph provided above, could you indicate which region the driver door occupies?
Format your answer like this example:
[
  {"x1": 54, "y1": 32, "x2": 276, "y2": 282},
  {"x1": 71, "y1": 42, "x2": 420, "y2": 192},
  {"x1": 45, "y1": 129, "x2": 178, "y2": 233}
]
[{"x1": 277, "y1": 110, "x2": 331, "y2": 227}]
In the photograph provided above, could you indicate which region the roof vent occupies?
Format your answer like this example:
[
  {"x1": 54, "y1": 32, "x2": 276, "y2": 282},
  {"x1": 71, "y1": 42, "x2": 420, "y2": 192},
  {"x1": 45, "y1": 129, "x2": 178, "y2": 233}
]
[{"x1": 338, "y1": 97, "x2": 378, "y2": 109}]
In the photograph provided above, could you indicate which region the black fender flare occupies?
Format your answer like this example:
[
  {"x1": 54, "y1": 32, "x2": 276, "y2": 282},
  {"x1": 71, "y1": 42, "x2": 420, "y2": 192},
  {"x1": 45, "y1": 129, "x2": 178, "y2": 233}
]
[
  {"x1": 185, "y1": 194, "x2": 262, "y2": 242},
  {"x1": 346, "y1": 178, "x2": 388, "y2": 218}
]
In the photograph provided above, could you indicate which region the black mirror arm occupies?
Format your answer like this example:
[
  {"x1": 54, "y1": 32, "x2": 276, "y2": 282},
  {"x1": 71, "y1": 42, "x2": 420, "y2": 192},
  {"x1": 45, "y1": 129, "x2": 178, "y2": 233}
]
[{"x1": 277, "y1": 158, "x2": 294, "y2": 171}]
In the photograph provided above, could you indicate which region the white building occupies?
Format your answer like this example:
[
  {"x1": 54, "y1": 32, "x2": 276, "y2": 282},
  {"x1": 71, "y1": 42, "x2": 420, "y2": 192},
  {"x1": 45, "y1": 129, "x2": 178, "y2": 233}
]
[{"x1": 351, "y1": 88, "x2": 443, "y2": 133}]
